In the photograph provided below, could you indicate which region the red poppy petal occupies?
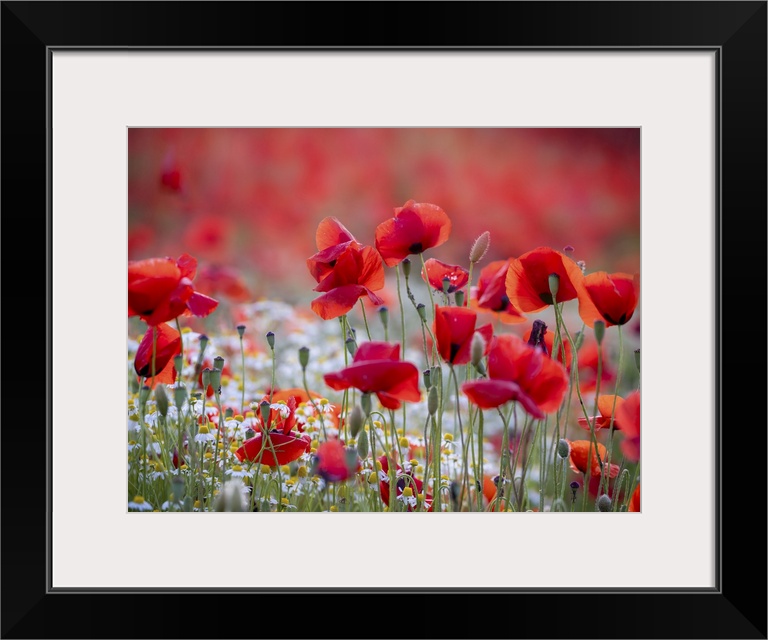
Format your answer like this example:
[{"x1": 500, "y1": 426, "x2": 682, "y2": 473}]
[
  {"x1": 616, "y1": 391, "x2": 640, "y2": 438},
  {"x1": 358, "y1": 246, "x2": 386, "y2": 291},
  {"x1": 176, "y1": 253, "x2": 197, "y2": 280},
  {"x1": 311, "y1": 285, "x2": 367, "y2": 320},
  {"x1": 505, "y1": 257, "x2": 548, "y2": 313},
  {"x1": 307, "y1": 242, "x2": 356, "y2": 283},
  {"x1": 187, "y1": 292, "x2": 219, "y2": 318},
  {"x1": 375, "y1": 214, "x2": 422, "y2": 267},
  {"x1": 314, "y1": 245, "x2": 362, "y2": 292},
  {"x1": 134, "y1": 324, "x2": 181, "y2": 378},
  {"x1": 316, "y1": 217, "x2": 356, "y2": 251},
  {"x1": 422, "y1": 258, "x2": 469, "y2": 292},
  {"x1": 324, "y1": 361, "x2": 418, "y2": 396},
  {"x1": 354, "y1": 342, "x2": 400, "y2": 362},
  {"x1": 461, "y1": 379, "x2": 521, "y2": 409}
]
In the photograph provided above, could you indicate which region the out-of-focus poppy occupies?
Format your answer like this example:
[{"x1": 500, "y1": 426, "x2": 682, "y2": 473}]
[
  {"x1": 324, "y1": 341, "x2": 420, "y2": 410},
  {"x1": 315, "y1": 439, "x2": 354, "y2": 482},
  {"x1": 567, "y1": 440, "x2": 620, "y2": 478},
  {"x1": 578, "y1": 339, "x2": 615, "y2": 394},
  {"x1": 160, "y1": 152, "x2": 182, "y2": 192},
  {"x1": 194, "y1": 264, "x2": 251, "y2": 302},
  {"x1": 378, "y1": 455, "x2": 433, "y2": 511},
  {"x1": 523, "y1": 322, "x2": 573, "y2": 370},
  {"x1": 134, "y1": 323, "x2": 181, "y2": 386},
  {"x1": 433, "y1": 305, "x2": 493, "y2": 365},
  {"x1": 128, "y1": 253, "x2": 218, "y2": 326},
  {"x1": 578, "y1": 272, "x2": 640, "y2": 328},
  {"x1": 461, "y1": 335, "x2": 568, "y2": 419},
  {"x1": 577, "y1": 395, "x2": 625, "y2": 432},
  {"x1": 183, "y1": 216, "x2": 235, "y2": 262},
  {"x1": 374, "y1": 200, "x2": 451, "y2": 267},
  {"x1": 470, "y1": 260, "x2": 526, "y2": 323},
  {"x1": 616, "y1": 390, "x2": 640, "y2": 462},
  {"x1": 310, "y1": 243, "x2": 385, "y2": 320},
  {"x1": 628, "y1": 483, "x2": 641, "y2": 512},
  {"x1": 306, "y1": 217, "x2": 358, "y2": 283},
  {"x1": 235, "y1": 396, "x2": 311, "y2": 466},
  {"x1": 505, "y1": 247, "x2": 587, "y2": 313},
  {"x1": 422, "y1": 258, "x2": 469, "y2": 293}
]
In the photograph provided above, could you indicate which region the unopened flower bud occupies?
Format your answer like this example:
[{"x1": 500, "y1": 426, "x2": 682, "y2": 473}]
[
  {"x1": 266, "y1": 331, "x2": 275, "y2": 349},
  {"x1": 154, "y1": 384, "x2": 169, "y2": 417},
  {"x1": 345, "y1": 338, "x2": 357, "y2": 357},
  {"x1": 428, "y1": 386, "x2": 438, "y2": 416},
  {"x1": 597, "y1": 494, "x2": 612, "y2": 512},
  {"x1": 548, "y1": 273, "x2": 560, "y2": 301},
  {"x1": 402, "y1": 258, "x2": 411, "y2": 279},
  {"x1": 349, "y1": 405, "x2": 364, "y2": 438},
  {"x1": 298, "y1": 346, "x2": 310, "y2": 370},
  {"x1": 416, "y1": 303, "x2": 427, "y2": 322},
  {"x1": 225, "y1": 407, "x2": 234, "y2": 419},
  {"x1": 470, "y1": 331, "x2": 486, "y2": 368},
  {"x1": 593, "y1": 320, "x2": 605, "y2": 346},
  {"x1": 259, "y1": 400, "x2": 271, "y2": 427},
  {"x1": 361, "y1": 393, "x2": 372, "y2": 417},
  {"x1": 634, "y1": 348, "x2": 640, "y2": 372},
  {"x1": 173, "y1": 354, "x2": 184, "y2": 375},
  {"x1": 557, "y1": 439, "x2": 570, "y2": 459},
  {"x1": 469, "y1": 231, "x2": 491, "y2": 264},
  {"x1": 357, "y1": 429, "x2": 369, "y2": 459},
  {"x1": 422, "y1": 369, "x2": 431, "y2": 389},
  {"x1": 236, "y1": 325, "x2": 246, "y2": 338},
  {"x1": 454, "y1": 289, "x2": 465, "y2": 307},
  {"x1": 174, "y1": 384, "x2": 187, "y2": 409},
  {"x1": 378, "y1": 306, "x2": 389, "y2": 330}
]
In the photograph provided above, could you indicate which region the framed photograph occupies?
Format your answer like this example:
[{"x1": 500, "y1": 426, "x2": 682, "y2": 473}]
[{"x1": 2, "y1": 2, "x2": 765, "y2": 638}]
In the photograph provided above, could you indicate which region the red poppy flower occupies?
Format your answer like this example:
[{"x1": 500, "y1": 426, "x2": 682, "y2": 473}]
[
  {"x1": 183, "y1": 216, "x2": 234, "y2": 262},
  {"x1": 433, "y1": 305, "x2": 493, "y2": 365},
  {"x1": 378, "y1": 455, "x2": 433, "y2": 511},
  {"x1": 577, "y1": 395, "x2": 625, "y2": 432},
  {"x1": 324, "y1": 341, "x2": 420, "y2": 410},
  {"x1": 128, "y1": 253, "x2": 218, "y2": 326},
  {"x1": 523, "y1": 323, "x2": 573, "y2": 370},
  {"x1": 421, "y1": 258, "x2": 469, "y2": 293},
  {"x1": 374, "y1": 200, "x2": 451, "y2": 267},
  {"x1": 567, "y1": 440, "x2": 620, "y2": 478},
  {"x1": 310, "y1": 243, "x2": 385, "y2": 320},
  {"x1": 306, "y1": 217, "x2": 358, "y2": 283},
  {"x1": 235, "y1": 431, "x2": 311, "y2": 467},
  {"x1": 271, "y1": 388, "x2": 341, "y2": 429},
  {"x1": 470, "y1": 260, "x2": 526, "y2": 323},
  {"x1": 461, "y1": 335, "x2": 568, "y2": 418},
  {"x1": 616, "y1": 391, "x2": 640, "y2": 462},
  {"x1": 194, "y1": 265, "x2": 250, "y2": 303},
  {"x1": 628, "y1": 483, "x2": 641, "y2": 512},
  {"x1": 315, "y1": 439, "x2": 353, "y2": 482},
  {"x1": 134, "y1": 323, "x2": 181, "y2": 386},
  {"x1": 577, "y1": 340, "x2": 615, "y2": 394},
  {"x1": 235, "y1": 396, "x2": 311, "y2": 466},
  {"x1": 578, "y1": 272, "x2": 640, "y2": 328},
  {"x1": 160, "y1": 152, "x2": 182, "y2": 192},
  {"x1": 505, "y1": 247, "x2": 586, "y2": 313}
]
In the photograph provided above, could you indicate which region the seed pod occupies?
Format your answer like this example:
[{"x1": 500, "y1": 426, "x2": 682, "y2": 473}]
[
  {"x1": 154, "y1": 384, "x2": 169, "y2": 417},
  {"x1": 357, "y1": 429, "x2": 369, "y2": 459},
  {"x1": 349, "y1": 405, "x2": 364, "y2": 438},
  {"x1": 469, "y1": 231, "x2": 490, "y2": 264},
  {"x1": 298, "y1": 346, "x2": 310, "y2": 369}
]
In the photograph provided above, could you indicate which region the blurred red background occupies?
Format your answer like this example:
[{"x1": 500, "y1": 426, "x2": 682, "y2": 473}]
[{"x1": 129, "y1": 128, "x2": 639, "y2": 304}]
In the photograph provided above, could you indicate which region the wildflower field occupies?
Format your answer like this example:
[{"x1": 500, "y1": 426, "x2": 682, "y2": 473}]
[{"x1": 128, "y1": 129, "x2": 640, "y2": 514}]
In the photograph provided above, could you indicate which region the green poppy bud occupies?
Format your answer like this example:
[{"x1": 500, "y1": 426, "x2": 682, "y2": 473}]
[
  {"x1": 174, "y1": 384, "x2": 187, "y2": 409},
  {"x1": 378, "y1": 306, "x2": 389, "y2": 330},
  {"x1": 173, "y1": 354, "x2": 184, "y2": 376},
  {"x1": 266, "y1": 331, "x2": 275, "y2": 349},
  {"x1": 455, "y1": 289, "x2": 465, "y2": 307},
  {"x1": 593, "y1": 320, "x2": 606, "y2": 346},
  {"x1": 416, "y1": 303, "x2": 427, "y2": 322},
  {"x1": 154, "y1": 384, "x2": 169, "y2": 417},
  {"x1": 548, "y1": 273, "x2": 560, "y2": 301},
  {"x1": 402, "y1": 258, "x2": 411, "y2": 279},
  {"x1": 361, "y1": 392, "x2": 372, "y2": 417},
  {"x1": 357, "y1": 429, "x2": 369, "y2": 459},
  {"x1": 557, "y1": 439, "x2": 570, "y2": 459},
  {"x1": 597, "y1": 494, "x2": 612, "y2": 512},
  {"x1": 428, "y1": 386, "x2": 439, "y2": 416},
  {"x1": 349, "y1": 405, "x2": 364, "y2": 438},
  {"x1": 298, "y1": 346, "x2": 310, "y2": 370}
]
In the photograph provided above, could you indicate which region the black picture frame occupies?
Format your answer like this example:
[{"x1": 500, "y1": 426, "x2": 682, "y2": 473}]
[{"x1": 2, "y1": 2, "x2": 765, "y2": 638}]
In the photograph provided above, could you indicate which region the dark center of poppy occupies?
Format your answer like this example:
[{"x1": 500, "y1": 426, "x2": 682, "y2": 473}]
[
  {"x1": 527, "y1": 319, "x2": 548, "y2": 354},
  {"x1": 449, "y1": 343, "x2": 461, "y2": 362},
  {"x1": 408, "y1": 242, "x2": 424, "y2": 253},
  {"x1": 328, "y1": 259, "x2": 337, "y2": 267},
  {"x1": 493, "y1": 294, "x2": 510, "y2": 312},
  {"x1": 603, "y1": 313, "x2": 627, "y2": 325},
  {"x1": 539, "y1": 292, "x2": 554, "y2": 305}
]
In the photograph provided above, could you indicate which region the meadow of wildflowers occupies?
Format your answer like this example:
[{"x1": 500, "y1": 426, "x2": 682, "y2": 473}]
[{"x1": 128, "y1": 129, "x2": 640, "y2": 514}]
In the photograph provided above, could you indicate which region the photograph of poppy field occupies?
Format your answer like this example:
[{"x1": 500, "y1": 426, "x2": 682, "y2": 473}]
[{"x1": 128, "y1": 128, "x2": 640, "y2": 513}]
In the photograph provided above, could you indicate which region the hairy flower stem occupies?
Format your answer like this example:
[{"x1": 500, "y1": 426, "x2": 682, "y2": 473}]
[
  {"x1": 359, "y1": 299, "x2": 372, "y2": 341},
  {"x1": 601, "y1": 325, "x2": 625, "y2": 495}
]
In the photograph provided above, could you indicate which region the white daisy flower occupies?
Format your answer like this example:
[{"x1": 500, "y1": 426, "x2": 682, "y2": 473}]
[
  {"x1": 194, "y1": 425, "x2": 216, "y2": 444},
  {"x1": 397, "y1": 487, "x2": 417, "y2": 509},
  {"x1": 128, "y1": 496, "x2": 153, "y2": 511},
  {"x1": 225, "y1": 464, "x2": 253, "y2": 479}
]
